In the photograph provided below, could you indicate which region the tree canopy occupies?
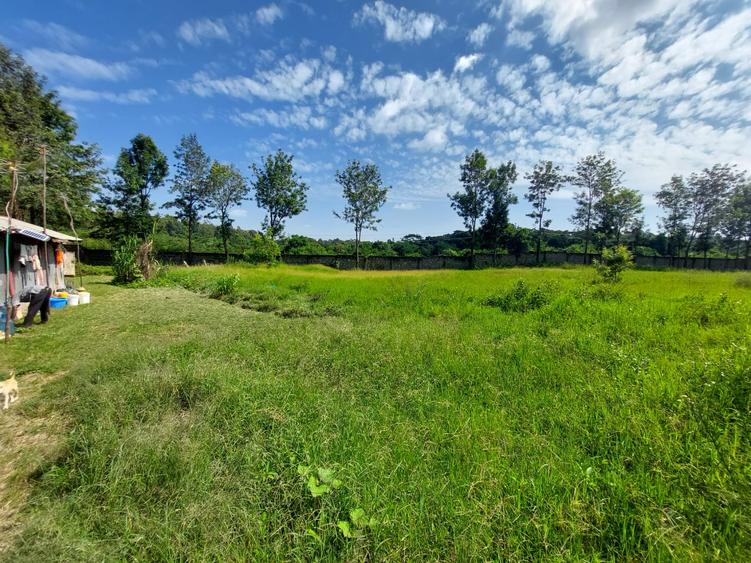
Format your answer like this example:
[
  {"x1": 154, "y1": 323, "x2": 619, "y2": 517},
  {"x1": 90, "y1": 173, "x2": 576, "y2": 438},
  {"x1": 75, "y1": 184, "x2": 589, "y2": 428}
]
[{"x1": 250, "y1": 150, "x2": 308, "y2": 238}]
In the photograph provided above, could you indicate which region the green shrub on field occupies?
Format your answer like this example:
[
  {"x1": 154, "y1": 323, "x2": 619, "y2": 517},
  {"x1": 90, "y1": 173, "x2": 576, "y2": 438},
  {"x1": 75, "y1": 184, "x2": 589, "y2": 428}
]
[
  {"x1": 244, "y1": 232, "x2": 281, "y2": 265},
  {"x1": 681, "y1": 293, "x2": 743, "y2": 326},
  {"x1": 210, "y1": 274, "x2": 240, "y2": 301},
  {"x1": 594, "y1": 245, "x2": 634, "y2": 283},
  {"x1": 484, "y1": 279, "x2": 558, "y2": 312},
  {"x1": 112, "y1": 237, "x2": 143, "y2": 284}
]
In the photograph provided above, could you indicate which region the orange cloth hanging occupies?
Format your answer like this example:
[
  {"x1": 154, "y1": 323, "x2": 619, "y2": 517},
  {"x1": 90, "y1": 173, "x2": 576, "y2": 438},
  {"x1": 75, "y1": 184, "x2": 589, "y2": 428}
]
[{"x1": 55, "y1": 247, "x2": 64, "y2": 265}]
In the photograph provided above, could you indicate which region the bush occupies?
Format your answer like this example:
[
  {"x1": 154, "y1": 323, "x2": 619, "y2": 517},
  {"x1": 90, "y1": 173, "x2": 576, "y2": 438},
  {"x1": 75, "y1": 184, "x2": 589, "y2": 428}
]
[
  {"x1": 243, "y1": 232, "x2": 281, "y2": 265},
  {"x1": 210, "y1": 274, "x2": 240, "y2": 300},
  {"x1": 112, "y1": 237, "x2": 143, "y2": 284},
  {"x1": 484, "y1": 280, "x2": 558, "y2": 312},
  {"x1": 594, "y1": 245, "x2": 633, "y2": 283}
]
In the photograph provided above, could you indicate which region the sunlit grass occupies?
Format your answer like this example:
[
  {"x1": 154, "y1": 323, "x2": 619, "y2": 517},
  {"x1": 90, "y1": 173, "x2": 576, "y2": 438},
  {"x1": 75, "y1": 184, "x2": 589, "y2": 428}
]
[{"x1": 2, "y1": 265, "x2": 750, "y2": 560}]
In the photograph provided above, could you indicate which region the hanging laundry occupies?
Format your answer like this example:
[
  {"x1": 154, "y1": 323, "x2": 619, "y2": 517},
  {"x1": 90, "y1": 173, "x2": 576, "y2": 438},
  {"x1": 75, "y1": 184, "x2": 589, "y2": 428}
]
[{"x1": 31, "y1": 254, "x2": 46, "y2": 285}]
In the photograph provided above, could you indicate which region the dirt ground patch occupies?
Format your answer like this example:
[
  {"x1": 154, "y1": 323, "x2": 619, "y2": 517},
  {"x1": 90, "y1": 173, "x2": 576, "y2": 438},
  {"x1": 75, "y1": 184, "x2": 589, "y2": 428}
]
[{"x1": 0, "y1": 371, "x2": 67, "y2": 555}]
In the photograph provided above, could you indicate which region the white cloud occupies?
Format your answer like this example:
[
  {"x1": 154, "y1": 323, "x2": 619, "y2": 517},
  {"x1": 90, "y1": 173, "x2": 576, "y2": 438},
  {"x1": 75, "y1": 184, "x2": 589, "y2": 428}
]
[
  {"x1": 506, "y1": 28, "x2": 534, "y2": 49},
  {"x1": 454, "y1": 54, "x2": 483, "y2": 73},
  {"x1": 22, "y1": 49, "x2": 131, "y2": 81},
  {"x1": 256, "y1": 3, "x2": 283, "y2": 25},
  {"x1": 20, "y1": 20, "x2": 88, "y2": 51},
  {"x1": 467, "y1": 22, "x2": 492, "y2": 47},
  {"x1": 530, "y1": 54, "x2": 550, "y2": 73},
  {"x1": 178, "y1": 57, "x2": 346, "y2": 102},
  {"x1": 232, "y1": 106, "x2": 327, "y2": 129},
  {"x1": 394, "y1": 202, "x2": 419, "y2": 210},
  {"x1": 177, "y1": 17, "x2": 230, "y2": 46},
  {"x1": 496, "y1": 64, "x2": 525, "y2": 91},
  {"x1": 407, "y1": 126, "x2": 449, "y2": 151},
  {"x1": 355, "y1": 1, "x2": 446, "y2": 43},
  {"x1": 57, "y1": 85, "x2": 157, "y2": 104}
]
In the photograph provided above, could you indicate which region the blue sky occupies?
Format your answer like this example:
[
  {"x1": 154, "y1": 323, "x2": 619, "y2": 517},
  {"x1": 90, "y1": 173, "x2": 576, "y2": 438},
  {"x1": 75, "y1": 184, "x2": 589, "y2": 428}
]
[{"x1": 3, "y1": 0, "x2": 750, "y2": 240}]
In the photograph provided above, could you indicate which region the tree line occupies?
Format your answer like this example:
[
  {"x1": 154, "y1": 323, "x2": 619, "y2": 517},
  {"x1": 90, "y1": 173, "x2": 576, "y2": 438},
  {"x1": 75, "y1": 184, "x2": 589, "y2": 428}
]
[
  {"x1": 448, "y1": 149, "x2": 750, "y2": 263},
  {"x1": 97, "y1": 132, "x2": 391, "y2": 264}
]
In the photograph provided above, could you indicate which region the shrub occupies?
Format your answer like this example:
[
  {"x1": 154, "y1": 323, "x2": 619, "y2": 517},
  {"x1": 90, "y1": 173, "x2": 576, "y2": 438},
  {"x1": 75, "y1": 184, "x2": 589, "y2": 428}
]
[
  {"x1": 243, "y1": 232, "x2": 281, "y2": 265},
  {"x1": 112, "y1": 237, "x2": 143, "y2": 284},
  {"x1": 594, "y1": 245, "x2": 633, "y2": 283},
  {"x1": 682, "y1": 293, "x2": 742, "y2": 327},
  {"x1": 210, "y1": 274, "x2": 240, "y2": 300},
  {"x1": 484, "y1": 280, "x2": 558, "y2": 312}
]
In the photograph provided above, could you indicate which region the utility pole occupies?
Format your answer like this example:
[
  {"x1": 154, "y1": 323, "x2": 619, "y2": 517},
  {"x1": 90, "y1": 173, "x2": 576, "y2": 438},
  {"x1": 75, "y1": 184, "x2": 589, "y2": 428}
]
[{"x1": 4, "y1": 163, "x2": 18, "y2": 343}]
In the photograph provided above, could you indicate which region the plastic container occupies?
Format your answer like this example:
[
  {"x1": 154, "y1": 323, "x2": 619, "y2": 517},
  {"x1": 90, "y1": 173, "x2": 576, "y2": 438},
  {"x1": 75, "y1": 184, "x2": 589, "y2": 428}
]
[
  {"x1": 50, "y1": 297, "x2": 67, "y2": 309},
  {"x1": 67, "y1": 294, "x2": 79, "y2": 306},
  {"x1": 78, "y1": 291, "x2": 91, "y2": 304},
  {"x1": 0, "y1": 309, "x2": 15, "y2": 336}
]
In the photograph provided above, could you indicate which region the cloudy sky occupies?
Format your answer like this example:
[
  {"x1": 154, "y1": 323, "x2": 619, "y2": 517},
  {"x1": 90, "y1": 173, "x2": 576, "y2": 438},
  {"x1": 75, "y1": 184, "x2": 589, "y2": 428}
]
[{"x1": 3, "y1": 0, "x2": 750, "y2": 239}]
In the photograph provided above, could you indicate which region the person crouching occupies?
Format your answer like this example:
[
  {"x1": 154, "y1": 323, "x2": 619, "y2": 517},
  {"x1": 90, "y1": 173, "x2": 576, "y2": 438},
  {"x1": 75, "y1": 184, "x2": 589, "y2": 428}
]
[{"x1": 13, "y1": 285, "x2": 52, "y2": 328}]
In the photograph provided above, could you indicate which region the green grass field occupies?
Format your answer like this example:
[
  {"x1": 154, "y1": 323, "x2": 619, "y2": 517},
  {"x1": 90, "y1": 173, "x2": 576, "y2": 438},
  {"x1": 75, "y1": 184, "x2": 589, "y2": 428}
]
[{"x1": 1, "y1": 265, "x2": 750, "y2": 560}]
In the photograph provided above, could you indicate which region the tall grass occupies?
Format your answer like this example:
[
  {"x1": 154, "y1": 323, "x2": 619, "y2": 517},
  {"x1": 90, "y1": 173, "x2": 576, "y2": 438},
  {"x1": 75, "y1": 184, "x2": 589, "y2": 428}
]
[{"x1": 2, "y1": 266, "x2": 750, "y2": 560}]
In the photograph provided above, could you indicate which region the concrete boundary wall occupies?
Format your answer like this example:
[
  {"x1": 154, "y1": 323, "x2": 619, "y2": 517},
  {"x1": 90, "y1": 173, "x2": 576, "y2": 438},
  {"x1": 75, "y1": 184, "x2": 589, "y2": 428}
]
[{"x1": 80, "y1": 248, "x2": 751, "y2": 271}]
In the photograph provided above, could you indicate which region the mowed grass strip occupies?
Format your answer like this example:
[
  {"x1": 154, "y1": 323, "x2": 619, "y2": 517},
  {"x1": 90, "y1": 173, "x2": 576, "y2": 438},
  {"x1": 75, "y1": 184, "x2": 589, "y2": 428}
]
[{"x1": 1, "y1": 266, "x2": 750, "y2": 561}]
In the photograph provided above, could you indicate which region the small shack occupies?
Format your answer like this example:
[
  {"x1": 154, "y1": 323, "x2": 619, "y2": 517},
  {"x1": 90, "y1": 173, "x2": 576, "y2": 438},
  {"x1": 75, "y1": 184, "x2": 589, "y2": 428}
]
[{"x1": 1, "y1": 216, "x2": 79, "y2": 307}]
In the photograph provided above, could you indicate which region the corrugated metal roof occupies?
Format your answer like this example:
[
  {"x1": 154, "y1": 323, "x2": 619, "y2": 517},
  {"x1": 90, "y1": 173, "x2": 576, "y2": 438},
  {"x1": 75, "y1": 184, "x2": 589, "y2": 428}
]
[{"x1": 0, "y1": 215, "x2": 80, "y2": 242}]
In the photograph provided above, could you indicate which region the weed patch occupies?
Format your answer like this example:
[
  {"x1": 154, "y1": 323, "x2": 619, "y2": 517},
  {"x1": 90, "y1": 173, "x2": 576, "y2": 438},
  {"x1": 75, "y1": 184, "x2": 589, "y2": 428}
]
[{"x1": 483, "y1": 279, "x2": 559, "y2": 312}]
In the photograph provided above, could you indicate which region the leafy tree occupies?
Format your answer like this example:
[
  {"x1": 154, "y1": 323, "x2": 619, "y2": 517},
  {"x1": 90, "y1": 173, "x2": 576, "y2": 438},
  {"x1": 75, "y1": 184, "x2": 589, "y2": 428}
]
[
  {"x1": 207, "y1": 161, "x2": 249, "y2": 260},
  {"x1": 721, "y1": 180, "x2": 751, "y2": 259},
  {"x1": 479, "y1": 161, "x2": 518, "y2": 255},
  {"x1": 684, "y1": 164, "x2": 743, "y2": 262},
  {"x1": 164, "y1": 133, "x2": 211, "y2": 263},
  {"x1": 449, "y1": 150, "x2": 490, "y2": 265},
  {"x1": 569, "y1": 152, "x2": 620, "y2": 258},
  {"x1": 524, "y1": 160, "x2": 563, "y2": 263},
  {"x1": 595, "y1": 186, "x2": 643, "y2": 245},
  {"x1": 0, "y1": 43, "x2": 102, "y2": 228},
  {"x1": 100, "y1": 133, "x2": 168, "y2": 240},
  {"x1": 334, "y1": 159, "x2": 389, "y2": 267},
  {"x1": 655, "y1": 175, "x2": 690, "y2": 257},
  {"x1": 250, "y1": 150, "x2": 308, "y2": 238}
]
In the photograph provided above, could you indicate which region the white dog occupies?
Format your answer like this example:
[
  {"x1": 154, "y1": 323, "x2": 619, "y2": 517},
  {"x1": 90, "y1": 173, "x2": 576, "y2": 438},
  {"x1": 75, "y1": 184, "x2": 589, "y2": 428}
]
[{"x1": 1, "y1": 371, "x2": 18, "y2": 410}]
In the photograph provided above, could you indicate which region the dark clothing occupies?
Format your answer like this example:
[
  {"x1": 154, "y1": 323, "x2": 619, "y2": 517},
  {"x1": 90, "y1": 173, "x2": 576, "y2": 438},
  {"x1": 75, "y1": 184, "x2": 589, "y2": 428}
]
[{"x1": 23, "y1": 287, "x2": 51, "y2": 327}]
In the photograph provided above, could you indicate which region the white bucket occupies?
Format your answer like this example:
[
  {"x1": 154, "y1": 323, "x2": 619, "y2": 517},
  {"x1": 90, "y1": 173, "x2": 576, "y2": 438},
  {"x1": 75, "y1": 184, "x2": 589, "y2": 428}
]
[
  {"x1": 67, "y1": 294, "x2": 79, "y2": 306},
  {"x1": 78, "y1": 291, "x2": 91, "y2": 304}
]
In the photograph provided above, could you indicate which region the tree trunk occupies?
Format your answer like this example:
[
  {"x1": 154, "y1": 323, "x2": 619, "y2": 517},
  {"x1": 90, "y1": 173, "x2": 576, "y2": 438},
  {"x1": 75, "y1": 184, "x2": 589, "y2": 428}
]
[
  {"x1": 470, "y1": 226, "x2": 476, "y2": 270},
  {"x1": 188, "y1": 220, "x2": 193, "y2": 265},
  {"x1": 223, "y1": 235, "x2": 229, "y2": 262},
  {"x1": 536, "y1": 214, "x2": 543, "y2": 264},
  {"x1": 583, "y1": 236, "x2": 589, "y2": 265},
  {"x1": 355, "y1": 227, "x2": 360, "y2": 270}
]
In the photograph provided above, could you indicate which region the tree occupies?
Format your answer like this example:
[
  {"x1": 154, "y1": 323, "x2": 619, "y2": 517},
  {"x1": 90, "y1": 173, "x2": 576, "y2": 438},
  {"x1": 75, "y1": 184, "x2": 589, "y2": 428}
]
[
  {"x1": 721, "y1": 180, "x2": 751, "y2": 259},
  {"x1": 569, "y1": 152, "x2": 620, "y2": 259},
  {"x1": 655, "y1": 175, "x2": 690, "y2": 257},
  {"x1": 101, "y1": 133, "x2": 168, "y2": 240},
  {"x1": 595, "y1": 186, "x2": 644, "y2": 246},
  {"x1": 250, "y1": 150, "x2": 308, "y2": 238},
  {"x1": 479, "y1": 161, "x2": 518, "y2": 257},
  {"x1": 206, "y1": 161, "x2": 249, "y2": 261},
  {"x1": 164, "y1": 133, "x2": 210, "y2": 263},
  {"x1": 0, "y1": 43, "x2": 102, "y2": 228},
  {"x1": 525, "y1": 160, "x2": 563, "y2": 263},
  {"x1": 684, "y1": 164, "x2": 742, "y2": 263},
  {"x1": 334, "y1": 160, "x2": 389, "y2": 268},
  {"x1": 449, "y1": 150, "x2": 490, "y2": 265}
]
